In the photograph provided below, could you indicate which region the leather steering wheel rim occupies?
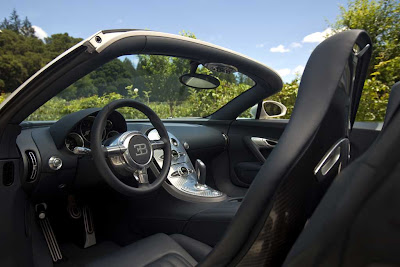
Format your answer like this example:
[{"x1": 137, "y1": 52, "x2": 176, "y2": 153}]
[{"x1": 91, "y1": 99, "x2": 172, "y2": 196}]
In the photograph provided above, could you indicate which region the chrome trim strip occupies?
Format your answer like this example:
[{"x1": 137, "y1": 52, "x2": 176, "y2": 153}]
[
  {"x1": 27, "y1": 151, "x2": 38, "y2": 181},
  {"x1": 251, "y1": 137, "x2": 278, "y2": 149},
  {"x1": 314, "y1": 138, "x2": 349, "y2": 177}
]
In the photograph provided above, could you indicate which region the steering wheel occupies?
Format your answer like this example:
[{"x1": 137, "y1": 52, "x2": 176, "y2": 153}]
[{"x1": 91, "y1": 99, "x2": 172, "y2": 196}]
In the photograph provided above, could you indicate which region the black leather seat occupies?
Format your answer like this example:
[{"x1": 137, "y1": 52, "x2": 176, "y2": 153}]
[
  {"x1": 86, "y1": 234, "x2": 211, "y2": 267},
  {"x1": 283, "y1": 82, "x2": 400, "y2": 267},
  {"x1": 200, "y1": 30, "x2": 372, "y2": 267}
]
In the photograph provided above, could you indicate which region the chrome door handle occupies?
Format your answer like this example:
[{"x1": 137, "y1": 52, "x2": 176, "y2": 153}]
[{"x1": 251, "y1": 137, "x2": 278, "y2": 149}]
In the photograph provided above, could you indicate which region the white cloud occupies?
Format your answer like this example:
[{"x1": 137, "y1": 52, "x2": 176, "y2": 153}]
[
  {"x1": 256, "y1": 43, "x2": 265, "y2": 48},
  {"x1": 276, "y1": 65, "x2": 305, "y2": 78},
  {"x1": 270, "y1": 44, "x2": 290, "y2": 53},
  {"x1": 302, "y1": 28, "x2": 333, "y2": 43},
  {"x1": 292, "y1": 65, "x2": 305, "y2": 75},
  {"x1": 290, "y1": 42, "x2": 302, "y2": 48},
  {"x1": 32, "y1": 25, "x2": 48, "y2": 40},
  {"x1": 277, "y1": 68, "x2": 291, "y2": 77},
  {"x1": 116, "y1": 19, "x2": 123, "y2": 24}
]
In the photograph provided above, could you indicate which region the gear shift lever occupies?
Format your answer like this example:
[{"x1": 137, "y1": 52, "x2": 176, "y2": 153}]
[{"x1": 195, "y1": 159, "x2": 207, "y2": 189}]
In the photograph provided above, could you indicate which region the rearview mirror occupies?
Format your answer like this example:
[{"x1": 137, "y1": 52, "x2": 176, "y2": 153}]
[
  {"x1": 179, "y1": 73, "x2": 220, "y2": 89},
  {"x1": 250, "y1": 100, "x2": 287, "y2": 119}
]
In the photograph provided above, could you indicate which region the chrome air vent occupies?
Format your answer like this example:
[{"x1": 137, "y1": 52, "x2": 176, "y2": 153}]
[
  {"x1": 2, "y1": 161, "x2": 14, "y2": 186},
  {"x1": 26, "y1": 151, "x2": 38, "y2": 182}
]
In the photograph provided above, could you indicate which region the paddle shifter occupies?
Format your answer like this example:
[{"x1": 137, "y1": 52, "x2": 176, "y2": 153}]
[{"x1": 195, "y1": 159, "x2": 207, "y2": 189}]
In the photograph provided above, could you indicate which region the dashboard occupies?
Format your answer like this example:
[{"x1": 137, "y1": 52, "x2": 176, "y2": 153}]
[{"x1": 17, "y1": 108, "x2": 227, "y2": 199}]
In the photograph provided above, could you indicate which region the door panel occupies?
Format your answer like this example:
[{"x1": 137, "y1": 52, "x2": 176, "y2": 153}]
[{"x1": 227, "y1": 119, "x2": 288, "y2": 187}]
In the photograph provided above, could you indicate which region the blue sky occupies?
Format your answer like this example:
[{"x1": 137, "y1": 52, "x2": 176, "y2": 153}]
[{"x1": 1, "y1": 0, "x2": 347, "y2": 82}]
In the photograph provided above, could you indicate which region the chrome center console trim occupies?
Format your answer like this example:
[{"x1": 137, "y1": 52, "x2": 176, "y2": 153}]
[{"x1": 148, "y1": 129, "x2": 224, "y2": 198}]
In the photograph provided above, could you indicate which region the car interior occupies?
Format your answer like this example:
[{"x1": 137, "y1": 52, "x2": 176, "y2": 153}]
[{"x1": 2, "y1": 28, "x2": 396, "y2": 267}]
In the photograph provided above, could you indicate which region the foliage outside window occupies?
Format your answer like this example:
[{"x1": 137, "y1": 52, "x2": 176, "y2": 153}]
[
  {"x1": 26, "y1": 55, "x2": 255, "y2": 121},
  {"x1": 252, "y1": 74, "x2": 391, "y2": 122},
  {"x1": 330, "y1": 0, "x2": 400, "y2": 121}
]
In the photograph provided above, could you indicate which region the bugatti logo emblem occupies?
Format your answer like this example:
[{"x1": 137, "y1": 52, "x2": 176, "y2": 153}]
[{"x1": 134, "y1": 144, "x2": 148, "y2": 156}]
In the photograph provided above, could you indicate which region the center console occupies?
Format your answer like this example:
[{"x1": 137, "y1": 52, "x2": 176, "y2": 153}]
[{"x1": 147, "y1": 129, "x2": 226, "y2": 202}]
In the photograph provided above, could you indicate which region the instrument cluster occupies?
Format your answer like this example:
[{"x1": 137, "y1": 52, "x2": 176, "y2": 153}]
[{"x1": 64, "y1": 115, "x2": 122, "y2": 152}]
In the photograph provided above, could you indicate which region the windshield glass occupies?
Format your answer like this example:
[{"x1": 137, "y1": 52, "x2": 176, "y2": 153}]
[{"x1": 27, "y1": 55, "x2": 255, "y2": 121}]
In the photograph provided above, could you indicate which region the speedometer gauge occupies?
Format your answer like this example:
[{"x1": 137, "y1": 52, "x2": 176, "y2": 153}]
[
  {"x1": 80, "y1": 116, "x2": 106, "y2": 142},
  {"x1": 65, "y1": 133, "x2": 84, "y2": 152},
  {"x1": 80, "y1": 116, "x2": 95, "y2": 142}
]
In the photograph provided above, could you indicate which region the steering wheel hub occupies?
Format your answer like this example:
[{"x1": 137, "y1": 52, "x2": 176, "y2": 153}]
[
  {"x1": 128, "y1": 135, "x2": 152, "y2": 165},
  {"x1": 107, "y1": 131, "x2": 154, "y2": 175}
]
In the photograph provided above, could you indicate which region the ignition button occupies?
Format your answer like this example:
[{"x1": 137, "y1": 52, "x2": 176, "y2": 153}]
[{"x1": 49, "y1": 156, "x2": 62, "y2": 170}]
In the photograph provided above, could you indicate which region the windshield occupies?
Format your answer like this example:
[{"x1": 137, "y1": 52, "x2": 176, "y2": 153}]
[{"x1": 27, "y1": 55, "x2": 255, "y2": 121}]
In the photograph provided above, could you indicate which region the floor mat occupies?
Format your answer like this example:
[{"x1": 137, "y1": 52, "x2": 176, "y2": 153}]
[{"x1": 57, "y1": 241, "x2": 121, "y2": 266}]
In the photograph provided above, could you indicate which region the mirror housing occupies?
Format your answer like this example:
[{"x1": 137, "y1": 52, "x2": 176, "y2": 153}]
[
  {"x1": 179, "y1": 73, "x2": 220, "y2": 89},
  {"x1": 250, "y1": 100, "x2": 287, "y2": 119}
]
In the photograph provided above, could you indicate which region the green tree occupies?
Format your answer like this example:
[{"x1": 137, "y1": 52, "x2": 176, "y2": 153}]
[
  {"x1": 267, "y1": 78, "x2": 299, "y2": 119},
  {"x1": 0, "y1": 18, "x2": 10, "y2": 30},
  {"x1": 331, "y1": 0, "x2": 400, "y2": 84},
  {"x1": 143, "y1": 90, "x2": 151, "y2": 104},
  {"x1": 0, "y1": 29, "x2": 46, "y2": 92},
  {"x1": 137, "y1": 55, "x2": 191, "y2": 116},
  {"x1": 328, "y1": 0, "x2": 400, "y2": 121},
  {"x1": 0, "y1": 9, "x2": 35, "y2": 37},
  {"x1": 44, "y1": 33, "x2": 83, "y2": 60},
  {"x1": 179, "y1": 30, "x2": 197, "y2": 39},
  {"x1": 122, "y1": 58, "x2": 136, "y2": 76},
  {"x1": 20, "y1": 17, "x2": 35, "y2": 37},
  {"x1": 88, "y1": 58, "x2": 135, "y2": 96},
  {"x1": 1, "y1": 9, "x2": 21, "y2": 33},
  {"x1": 59, "y1": 76, "x2": 98, "y2": 100}
]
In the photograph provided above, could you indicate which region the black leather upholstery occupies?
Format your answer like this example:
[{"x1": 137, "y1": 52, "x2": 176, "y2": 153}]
[
  {"x1": 85, "y1": 234, "x2": 207, "y2": 267},
  {"x1": 170, "y1": 234, "x2": 212, "y2": 262},
  {"x1": 283, "y1": 81, "x2": 400, "y2": 267},
  {"x1": 199, "y1": 30, "x2": 372, "y2": 267},
  {"x1": 383, "y1": 82, "x2": 400, "y2": 129}
]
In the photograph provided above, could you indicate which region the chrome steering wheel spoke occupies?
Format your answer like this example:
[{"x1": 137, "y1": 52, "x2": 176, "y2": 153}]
[
  {"x1": 151, "y1": 140, "x2": 165, "y2": 150},
  {"x1": 103, "y1": 145, "x2": 127, "y2": 157},
  {"x1": 136, "y1": 168, "x2": 149, "y2": 185}
]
